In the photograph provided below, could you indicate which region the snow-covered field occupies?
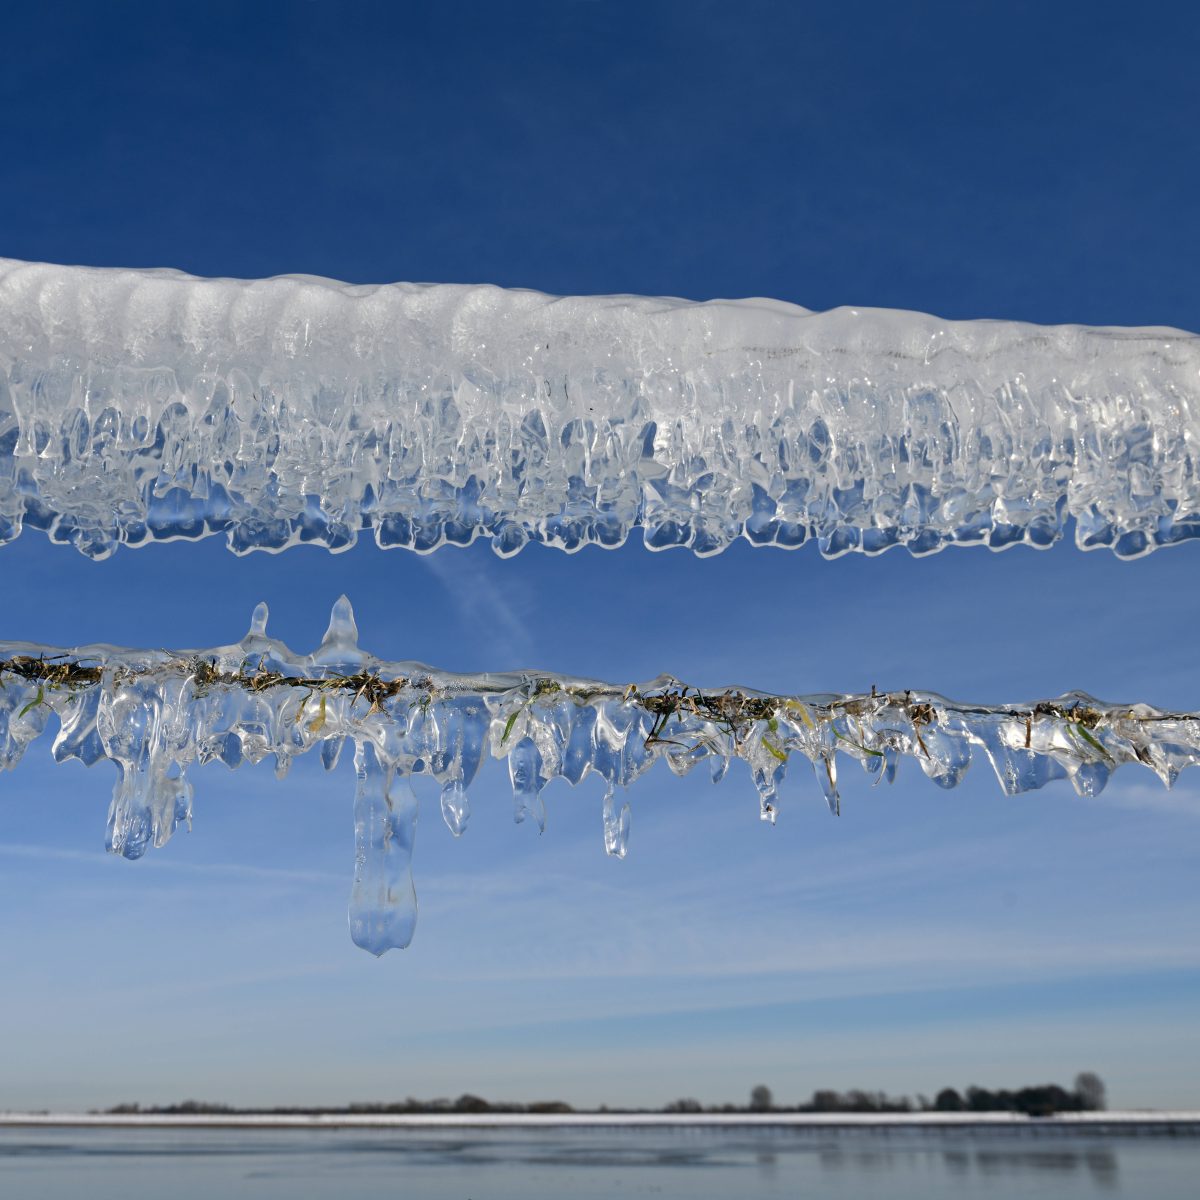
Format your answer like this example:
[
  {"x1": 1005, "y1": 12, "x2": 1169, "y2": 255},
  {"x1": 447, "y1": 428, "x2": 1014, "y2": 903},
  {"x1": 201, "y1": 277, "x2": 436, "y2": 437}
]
[{"x1": 3, "y1": 1110, "x2": 1199, "y2": 1130}]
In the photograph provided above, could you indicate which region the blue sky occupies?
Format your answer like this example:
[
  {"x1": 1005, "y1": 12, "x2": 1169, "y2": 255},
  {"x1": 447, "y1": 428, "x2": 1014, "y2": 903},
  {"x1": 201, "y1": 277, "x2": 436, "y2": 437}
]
[{"x1": 1, "y1": 0, "x2": 1199, "y2": 1111}]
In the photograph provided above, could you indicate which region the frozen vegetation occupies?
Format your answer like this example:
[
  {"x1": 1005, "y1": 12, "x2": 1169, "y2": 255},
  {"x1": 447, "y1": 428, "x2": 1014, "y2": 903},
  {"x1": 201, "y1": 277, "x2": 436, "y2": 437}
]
[
  {"x1": 1, "y1": 599, "x2": 1196, "y2": 954},
  {"x1": 1, "y1": 257, "x2": 1198, "y2": 561}
]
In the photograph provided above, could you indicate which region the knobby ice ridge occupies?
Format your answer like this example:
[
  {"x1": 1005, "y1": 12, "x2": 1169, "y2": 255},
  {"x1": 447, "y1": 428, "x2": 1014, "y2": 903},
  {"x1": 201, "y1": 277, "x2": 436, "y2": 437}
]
[{"x1": 2, "y1": 257, "x2": 1199, "y2": 561}]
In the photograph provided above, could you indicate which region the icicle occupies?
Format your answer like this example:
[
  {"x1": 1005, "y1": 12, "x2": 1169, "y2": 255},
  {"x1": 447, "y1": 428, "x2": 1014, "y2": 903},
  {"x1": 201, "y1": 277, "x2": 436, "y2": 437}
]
[
  {"x1": 321, "y1": 735, "x2": 344, "y2": 772},
  {"x1": 0, "y1": 679, "x2": 52, "y2": 769},
  {"x1": 51, "y1": 686, "x2": 105, "y2": 767},
  {"x1": 509, "y1": 736, "x2": 546, "y2": 833},
  {"x1": 755, "y1": 774, "x2": 779, "y2": 825},
  {"x1": 440, "y1": 779, "x2": 470, "y2": 837},
  {"x1": 914, "y1": 724, "x2": 971, "y2": 789},
  {"x1": 602, "y1": 783, "x2": 630, "y2": 858},
  {"x1": 106, "y1": 764, "x2": 154, "y2": 860},
  {"x1": 751, "y1": 720, "x2": 788, "y2": 823},
  {"x1": 348, "y1": 740, "x2": 418, "y2": 956},
  {"x1": 97, "y1": 677, "x2": 190, "y2": 857},
  {"x1": 815, "y1": 752, "x2": 840, "y2": 816}
]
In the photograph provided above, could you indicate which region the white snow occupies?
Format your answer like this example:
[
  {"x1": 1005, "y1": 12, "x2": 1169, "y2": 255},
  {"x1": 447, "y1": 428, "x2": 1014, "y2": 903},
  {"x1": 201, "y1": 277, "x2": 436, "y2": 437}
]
[{"x1": 2, "y1": 1110, "x2": 1198, "y2": 1129}]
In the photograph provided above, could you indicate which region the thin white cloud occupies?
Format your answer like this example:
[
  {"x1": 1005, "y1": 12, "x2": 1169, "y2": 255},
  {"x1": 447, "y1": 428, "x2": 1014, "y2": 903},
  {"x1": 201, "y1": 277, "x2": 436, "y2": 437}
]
[
  {"x1": 418, "y1": 549, "x2": 537, "y2": 665},
  {"x1": 0, "y1": 841, "x2": 341, "y2": 886},
  {"x1": 1085, "y1": 777, "x2": 1200, "y2": 817}
]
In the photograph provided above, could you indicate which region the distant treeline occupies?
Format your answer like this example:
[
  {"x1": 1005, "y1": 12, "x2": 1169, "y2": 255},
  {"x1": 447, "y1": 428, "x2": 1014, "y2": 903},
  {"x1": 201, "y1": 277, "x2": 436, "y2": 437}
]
[
  {"x1": 103, "y1": 1074, "x2": 1106, "y2": 1120},
  {"x1": 105, "y1": 1096, "x2": 574, "y2": 1116},
  {"x1": 666, "y1": 1074, "x2": 1108, "y2": 1119}
]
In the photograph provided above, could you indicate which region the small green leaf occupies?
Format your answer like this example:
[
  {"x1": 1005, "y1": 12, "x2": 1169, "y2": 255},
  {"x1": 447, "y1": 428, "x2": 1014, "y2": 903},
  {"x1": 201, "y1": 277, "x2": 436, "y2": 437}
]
[
  {"x1": 1072, "y1": 722, "x2": 1113, "y2": 763},
  {"x1": 762, "y1": 735, "x2": 788, "y2": 763},
  {"x1": 766, "y1": 716, "x2": 779, "y2": 734},
  {"x1": 18, "y1": 686, "x2": 44, "y2": 719},
  {"x1": 833, "y1": 727, "x2": 884, "y2": 758},
  {"x1": 501, "y1": 709, "x2": 520, "y2": 745}
]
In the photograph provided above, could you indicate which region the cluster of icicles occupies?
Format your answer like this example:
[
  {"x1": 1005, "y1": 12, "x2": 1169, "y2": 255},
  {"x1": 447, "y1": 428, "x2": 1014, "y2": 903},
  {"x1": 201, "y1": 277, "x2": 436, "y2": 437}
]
[
  {"x1": 2, "y1": 257, "x2": 1199, "y2": 562},
  {"x1": 1, "y1": 598, "x2": 1196, "y2": 954}
]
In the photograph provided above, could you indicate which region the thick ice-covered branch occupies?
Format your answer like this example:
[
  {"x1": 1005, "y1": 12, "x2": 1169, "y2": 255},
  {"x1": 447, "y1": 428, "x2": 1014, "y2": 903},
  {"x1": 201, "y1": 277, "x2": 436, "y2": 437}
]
[
  {"x1": 1, "y1": 258, "x2": 1197, "y2": 560},
  {"x1": 1, "y1": 599, "x2": 1195, "y2": 953}
]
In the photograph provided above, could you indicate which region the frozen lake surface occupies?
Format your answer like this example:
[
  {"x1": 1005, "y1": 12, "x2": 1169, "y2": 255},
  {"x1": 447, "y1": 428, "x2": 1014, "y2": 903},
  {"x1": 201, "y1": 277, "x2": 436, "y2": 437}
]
[{"x1": 1, "y1": 1123, "x2": 1198, "y2": 1199}]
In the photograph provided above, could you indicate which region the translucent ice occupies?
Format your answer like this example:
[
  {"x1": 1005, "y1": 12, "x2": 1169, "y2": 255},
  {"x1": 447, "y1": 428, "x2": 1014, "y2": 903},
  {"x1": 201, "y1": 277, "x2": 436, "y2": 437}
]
[
  {"x1": 2, "y1": 258, "x2": 1198, "y2": 560},
  {"x1": 349, "y1": 741, "x2": 418, "y2": 956},
  {"x1": 2, "y1": 600, "x2": 1197, "y2": 953}
]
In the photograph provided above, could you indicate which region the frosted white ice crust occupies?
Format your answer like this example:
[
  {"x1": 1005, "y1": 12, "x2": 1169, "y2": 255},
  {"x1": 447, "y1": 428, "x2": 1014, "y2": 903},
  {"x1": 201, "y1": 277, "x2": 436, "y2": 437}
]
[
  {"x1": 2, "y1": 257, "x2": 1198, "y2": 560},
  {"x1": 1, "y1": 599, "x2": 1195, "y2": 954}
]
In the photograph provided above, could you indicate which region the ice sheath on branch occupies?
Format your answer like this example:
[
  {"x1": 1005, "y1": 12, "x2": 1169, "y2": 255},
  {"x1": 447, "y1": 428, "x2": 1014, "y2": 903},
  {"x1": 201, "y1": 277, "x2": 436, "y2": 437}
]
[
  {"x1": 1, "y1": 257, "x2": 1198, "y2": 561},
  {"x1": 1, "y1": 599, "x2": 1196, "y2": 954}
]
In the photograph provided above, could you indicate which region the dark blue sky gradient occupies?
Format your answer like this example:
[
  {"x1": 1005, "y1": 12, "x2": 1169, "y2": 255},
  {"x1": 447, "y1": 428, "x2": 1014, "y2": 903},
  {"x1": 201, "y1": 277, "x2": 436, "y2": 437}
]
[
  {"x1": 3, "y1": 1, "x2": 1198, "y2": 326},
  {"x1": 1, "y1": 1, "x2": 1199, "y2": 1111}
]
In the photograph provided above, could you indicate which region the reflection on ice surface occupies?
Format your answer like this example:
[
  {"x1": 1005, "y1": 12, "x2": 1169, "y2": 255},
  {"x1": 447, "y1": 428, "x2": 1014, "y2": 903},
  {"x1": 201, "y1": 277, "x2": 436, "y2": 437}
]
[{"x1": 6, "y1": 1124, "x2": 1199, "y2": 1200}]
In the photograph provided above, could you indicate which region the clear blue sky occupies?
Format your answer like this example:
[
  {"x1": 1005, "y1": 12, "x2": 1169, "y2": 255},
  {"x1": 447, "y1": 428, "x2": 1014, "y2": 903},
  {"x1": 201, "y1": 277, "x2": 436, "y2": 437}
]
[{"x1": 1, "y1": 0, "x2": 1199, "y2": 1111}]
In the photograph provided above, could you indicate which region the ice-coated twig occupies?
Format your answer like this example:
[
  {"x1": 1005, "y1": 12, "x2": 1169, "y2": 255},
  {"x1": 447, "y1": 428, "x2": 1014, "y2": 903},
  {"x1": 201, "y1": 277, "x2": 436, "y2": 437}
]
[
  {"x1": 2, "y1": 258, "x2": 1198, "y2": 560},
  {"x1": 1, "y1": 599, "x2": 1196, "y2": 954}
]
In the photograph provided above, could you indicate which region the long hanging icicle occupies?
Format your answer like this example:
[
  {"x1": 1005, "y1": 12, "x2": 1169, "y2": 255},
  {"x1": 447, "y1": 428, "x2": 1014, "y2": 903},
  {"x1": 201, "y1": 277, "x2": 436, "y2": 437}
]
[
  {"x1": 349, "y1": 741, "x2": 419, "y2": 955},
  {"x1": 2, "y1": 257, "x2": 1198, "y2": 561},
  {"x1": 1, "y1": 599, "x2": 1196, "y2": 953}
]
